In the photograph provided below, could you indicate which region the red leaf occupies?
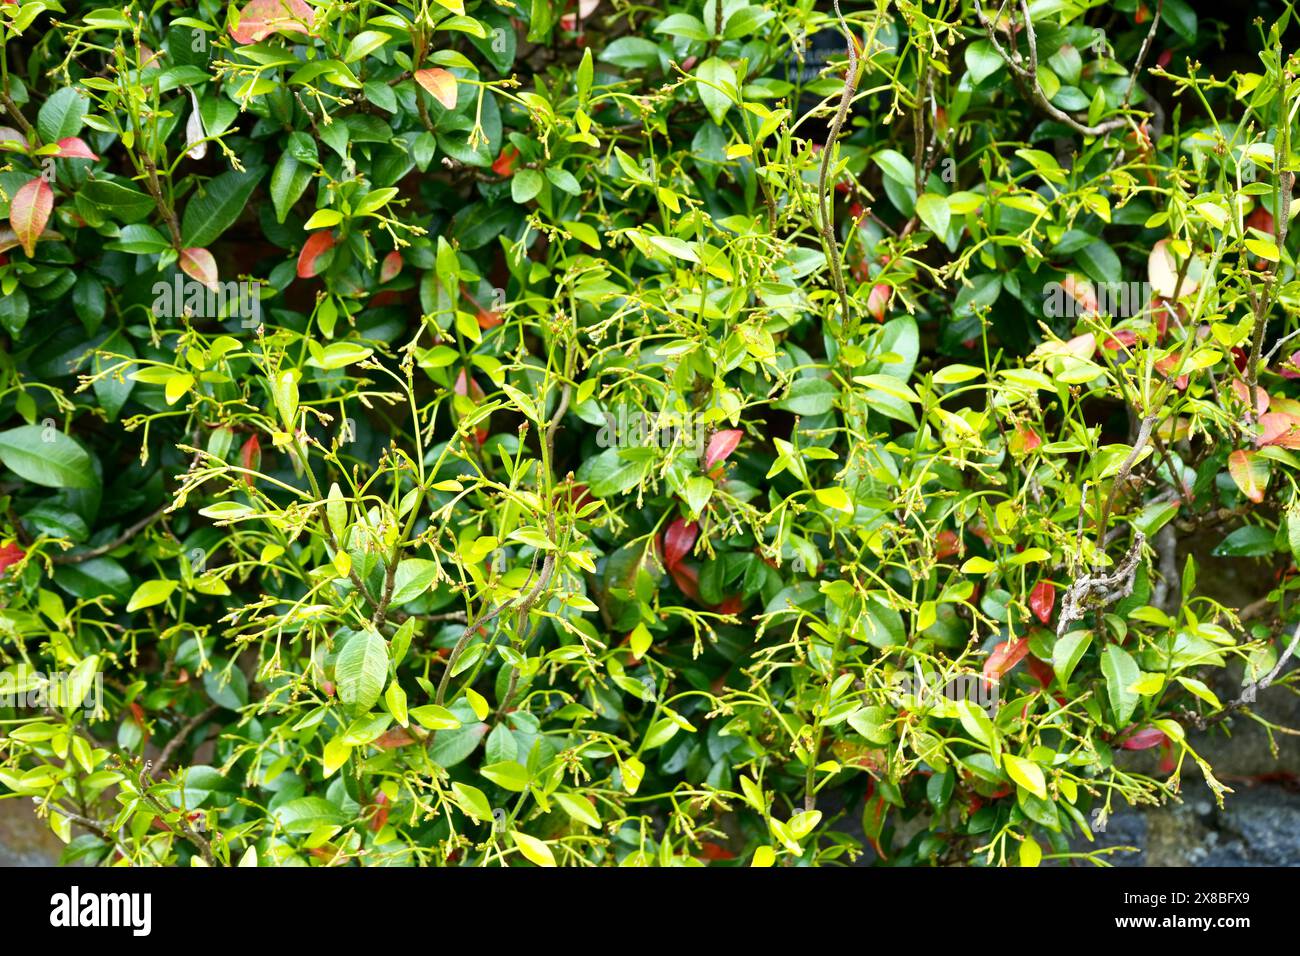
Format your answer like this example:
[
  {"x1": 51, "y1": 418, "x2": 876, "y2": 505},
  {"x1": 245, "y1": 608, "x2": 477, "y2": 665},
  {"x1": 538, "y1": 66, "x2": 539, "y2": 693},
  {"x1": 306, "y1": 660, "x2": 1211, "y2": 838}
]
[
  {"x1": 0, "y1": 541, "x2": 24, "y2": 573},
  {"x1": 1120, "y1": 727, "x2": 1168, "y2": 750},
  {"x1": 1228, "y1": 448, "x2": 1269, "y2": 503},
  {"x1": 414, "y1": 68, "x2": 458, "y2": 110},
  {"x1": 715, "y1": 594, "x2": 743, "y2": 615},
  {"x1": 982, "y1": 637, "x2": 1029, "y2": 687},
  {"x1": 9, "y1": 177, "x2": 52, "y2": 258},
  {"x1": 867, "y1": 283, "x2": 891, "y2": 322},
  {"x1": 179, "y1": 247, "x2": 219, "y2": 292},
  {"x1": 662, "y1": 518, "x2": 698, "y2": 569},
  {"x1": 1025, "y1": 655, "x2": 1054, "y2": 689},
  {"x1": 1064, "y1": 332, "x2": 1097, "y2": 360},
  {"x1": 698, "y1": 842, "x2": 735, "y2": 861},
  {"x1": 229, "y1": 0, "x2": 315, "y2": 45},
  {"x1": 380, "y1": 250, "x2": 402, "y2": 283},
  {"x1": 54, "y1": 137, "x2": 99, "y2": 160},
  {"x1": 668, "y1": 562, "x2": 701, "y2": 603},
  {"x1": 492, "y1": 145, "x2": 520, "y2": 177},
  {"x1": 703, "y1": 429, "x2": 742, "y2": 472},
  {"x1": 463, "y1": 288, "x2": 504, "y2": 329},
  {"x1": 296, "y1": 230, "x2": 335, "y2": 278},
  {"x1": 558, "y1": 0, "x2": 600, "y2": 30},
  {"x1": 1230, "y1": 379, "x2": 1269, "y2": 416},
  {"x1": 369, "y1": 792, "x2": 390, "y2": 832},
  {"x1": 1101, "y1": 329, "x2": 1137, "y2": 350},
  {"x1": 1029, "y1": 580, "x2": 1056, "y2": 625},
  {"x1": 934, "y1": 529, "x2": 961, "y2": 559},
  {"x1": 240, "y1": 434, "x2": 262, "y2": 486},
  {"x1": 1154, "y1": 354, "x2": 1189, "y2": 390},
  {"x1": 454, "y1": 368, "x2": 485, "y2": 402},
  {"x1": 374, "y1": 728, "x2": 416, "y2": 749},
  {"x1": 1257, "y1": 412, "x2": 1300, "y2": 449},
  {"x1": 1009, "y1": 424, "x2": 1041, "y2": 456},
  {"x1": 1061, "y1": 273, "x2": 1098, "y2": 313},
  {"x1": 1246, "y1": 204, "x2": 1275, "y2": 237}
]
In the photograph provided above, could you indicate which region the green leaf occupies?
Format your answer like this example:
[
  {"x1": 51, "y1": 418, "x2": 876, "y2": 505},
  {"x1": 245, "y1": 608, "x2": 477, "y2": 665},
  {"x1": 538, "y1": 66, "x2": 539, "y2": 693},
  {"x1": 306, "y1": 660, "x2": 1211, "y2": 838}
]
[
  {"x1": 511, "y1": 168, "x2": 543, "y2": 204},
  {"x1": 1052, "y1": 630, "x2": 1092, "y2": 687},
  {"x1": 774, "y1": 378, "x2": 836, "y2": 416},
  {"x1": 389, "y1": 558, "x2": 438, "y2": 605},
  {"x1": 0, "y1": 426, "x2": 96, "y2": 489},
  {"x1": 270, "y1": 152, "x2": 313, "y2": 224},
  {"x1": 696, "y1": 57, "x2": 737, "y2": 125},
  {"x1": 126, "y1": 579, "x2": 178, "y2": 613},
  {"x1": 510, "y1": 829, "x2": 555, "y2": 866},
  {"x1": 915, "y1": 193, "x2": 951, "y2": 237},
  {"x1": 964, "y1": 40, "x2": 1004, "y2": 84},
  {"x1": 553, "y1": 791, "x2": 602, "y2": 828},
  {"x1": 1101, "y1": 644, "x2": 1140, "y2": 727},
  {"x1": 37, "y1": 87, "x2": 88, "y2": 142},
  {"x1": 1212, "y1": 525, "x2": 1275, "y2": 557},
  {"x1": 181, "y1": 166, "x2": 267, "y2": 247},
  {"x1": 1003, "y1": 753, "x2": 1047, "y2": 800},
  {"x1": 481, "y1": 759, "x2": 530, "y2": 792},
  {"x1": 335, "y1": 628, "x2": 389, "y2": 714}
]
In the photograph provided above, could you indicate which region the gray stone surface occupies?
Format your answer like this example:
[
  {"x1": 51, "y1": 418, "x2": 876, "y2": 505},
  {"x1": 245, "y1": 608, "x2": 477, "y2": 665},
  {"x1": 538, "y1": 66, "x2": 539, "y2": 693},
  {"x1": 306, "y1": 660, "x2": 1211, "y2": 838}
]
[{"x1": 0, "y1": 798, "x2": 64, "y2": 866}]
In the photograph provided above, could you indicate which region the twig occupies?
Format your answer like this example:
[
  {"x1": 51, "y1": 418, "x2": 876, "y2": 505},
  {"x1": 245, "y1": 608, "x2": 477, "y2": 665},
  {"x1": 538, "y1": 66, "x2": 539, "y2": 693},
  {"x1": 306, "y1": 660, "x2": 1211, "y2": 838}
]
[
  {"x1": 1057, "y1": 532, "x2": 1146, "y2": 638},
  {"x1": 973, "y1": 0, "x2": 1129, "y2": 138},
  {"x1": 50, "y1": 506, "x2": 167, "y2": 565},
  {"x1": 815, "y1": 0, "x2": 860, "y2": 332},
  {"x1": 151, "y1": 704, "x2": 219, "y2": 779}
]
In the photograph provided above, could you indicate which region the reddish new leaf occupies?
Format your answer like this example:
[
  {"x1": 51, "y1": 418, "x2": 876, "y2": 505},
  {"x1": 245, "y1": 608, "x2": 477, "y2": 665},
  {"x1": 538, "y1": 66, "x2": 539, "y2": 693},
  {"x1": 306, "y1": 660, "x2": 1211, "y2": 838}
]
[
  {"x1": 1230, "y1": 378, "x2": 1269, "y2": 416},
  {"x1": 715, "y1": 594, "x2": 743, "y2": 615},
  {"x1": 934, "y1": 529, "x2": 961, "y2": 559},
  {"x1": 229, "y1": 0, "x2": 315, "y2": 45},
  {"x1": 559, "y1": 0, "x2": 600, "y2": 30},
  {"x1": 492, "y1": 145, "x2": 520, "y2": 177},
  {"x1": 9, "y1": 177, "x2": 52, "y2": 258},
  {"x1": 1029, "y1": 580, "x2": 1056, "y2": 625},
  {"x1": 55, "y1": 137, "x2": 99, "y2": 160},
  {"x1": 1246, "y1": 204, "x2": 1275, "y2": 237},
  {"x1": 1228, "y1": 448, "x2": 1269, "y2": 503},
  {"x1": 179, "y1": 247, "x2": 219, "y2": 292},
  {"x1": 1061, "y1": 273, "x2": 1098, "y2": 313},
  {"x1": 296, "y1": 230, "x2": 335, "y2": 278},
  {"x1": 1257, "y1": 411, "x2": 1300, "y2": 448},
  {"x1": 414, "y1": 68, "x2": 458, "y2": 110},
  {"x1": 0, "y1": 541, "x2": 24, "y2": 573},
  {"x1": 374, "y1": 727, "x2": 416, "y2": 749},
  {"x1": 369, "y1": 792, "x2": 389, "y2": 832},
  {"x1": 703, "y1": 429, "x2": 742, "y2": 472},
  {"x1": 1120, "y1": 727, "x2": 1168, "y2": 750},
  {"x1": 1025, "y1": 655, "x2": 1054, "y2": 690},
  {"x1": 698, "y1": 842, "x2": 735, "y2": 861},
  {"x1": 668, "y1": 562, "x2": 702, "y2": 603},
  {"x1": 866, "y1": 283, "x2": 891, "y2": 322},
  {"x1": 380, "y1": 250, "x2": 402, "y2": 283},
  {"x1": 1009, "y1": 424, "x2": 1041, "y2": 456},
  {"x1": 662, "y1": 518, "x2": 698, "y2": 569},
  {"x1": 982, "y1": 637, "x2": 1029, "y2": 687},
  {"x1": 240, "y1": 434, "x2": 262, "y2": 486}
]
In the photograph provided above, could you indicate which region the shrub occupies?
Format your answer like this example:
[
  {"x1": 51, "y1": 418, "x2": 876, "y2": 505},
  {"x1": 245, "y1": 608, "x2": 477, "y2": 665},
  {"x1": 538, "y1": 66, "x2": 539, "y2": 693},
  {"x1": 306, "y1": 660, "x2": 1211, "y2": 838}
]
[{"x1": 0, "y1": 0, "x2": 1296, "y2": 867}]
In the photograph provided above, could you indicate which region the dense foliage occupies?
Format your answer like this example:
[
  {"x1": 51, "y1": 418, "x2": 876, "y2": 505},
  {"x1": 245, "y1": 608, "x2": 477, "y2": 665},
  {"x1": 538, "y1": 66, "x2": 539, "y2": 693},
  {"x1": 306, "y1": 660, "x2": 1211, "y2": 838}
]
[{"x1": 1, "y1": 0, "x2": 1298, "y2": 867}]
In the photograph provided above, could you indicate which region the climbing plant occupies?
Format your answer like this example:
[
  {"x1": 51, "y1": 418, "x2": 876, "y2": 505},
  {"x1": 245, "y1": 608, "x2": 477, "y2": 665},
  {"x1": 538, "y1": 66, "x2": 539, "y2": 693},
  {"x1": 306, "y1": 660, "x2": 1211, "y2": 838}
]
[{"x1": 1, "y1": 0, "x2": 1298, "y2": 867}]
